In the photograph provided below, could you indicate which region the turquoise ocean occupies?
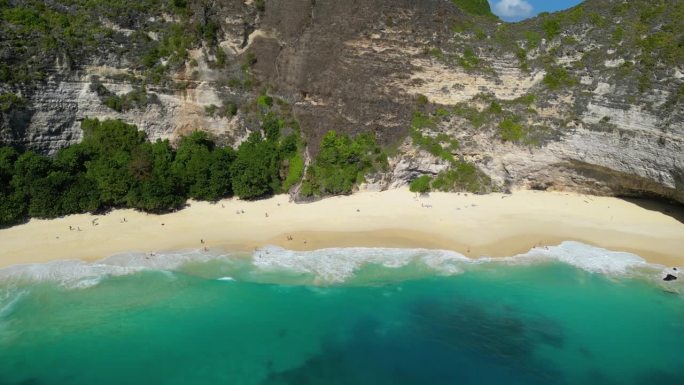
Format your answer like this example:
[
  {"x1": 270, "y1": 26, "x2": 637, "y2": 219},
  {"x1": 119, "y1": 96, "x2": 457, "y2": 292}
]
[{"x1": 0, "y1": 242, "x2": 682, "y2": 385}]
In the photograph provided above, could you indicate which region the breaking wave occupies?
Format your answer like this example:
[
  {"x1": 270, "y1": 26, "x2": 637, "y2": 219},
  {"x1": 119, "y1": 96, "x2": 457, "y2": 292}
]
[
  {"x1": 0, "y1": 249, "x2": 231, "y2": 289},
  {"x1": 0, "y1": 242, "x2": 676, "y2": 288}
]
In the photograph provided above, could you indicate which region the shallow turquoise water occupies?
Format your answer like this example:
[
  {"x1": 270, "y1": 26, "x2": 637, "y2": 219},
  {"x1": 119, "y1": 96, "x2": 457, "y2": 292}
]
[{"x1": 0, "y1": 246, "x2": 682, "y2": 385}]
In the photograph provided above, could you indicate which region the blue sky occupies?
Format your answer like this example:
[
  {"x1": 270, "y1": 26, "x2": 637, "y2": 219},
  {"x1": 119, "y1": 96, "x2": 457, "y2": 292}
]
[{"x1": 488, "y1": 0, "x2": 585, "y2": 22}]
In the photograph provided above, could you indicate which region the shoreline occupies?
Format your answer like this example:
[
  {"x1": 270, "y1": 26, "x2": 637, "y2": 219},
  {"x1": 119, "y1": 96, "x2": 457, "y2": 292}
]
[{"x1": 0, "y1": 189, "x2": 682, "y2": 269}]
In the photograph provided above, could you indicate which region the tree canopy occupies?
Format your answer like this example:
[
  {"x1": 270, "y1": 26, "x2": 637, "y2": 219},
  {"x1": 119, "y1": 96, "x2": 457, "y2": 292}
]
[{"x1": 0, "y1": 116, "x2": 385, "y2": 228}]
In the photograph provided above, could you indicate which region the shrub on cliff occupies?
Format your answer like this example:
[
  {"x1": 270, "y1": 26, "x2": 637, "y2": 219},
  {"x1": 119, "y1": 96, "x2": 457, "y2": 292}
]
[
  {"x1": 410, "y1": 175, "x2": 432, "y2": 193},
  {"x1": 301, "y1": 131, "x2": 385, "y2": 197},
  {"x1": 451, "y1": 0, "x2": 495, "y2": 17}
]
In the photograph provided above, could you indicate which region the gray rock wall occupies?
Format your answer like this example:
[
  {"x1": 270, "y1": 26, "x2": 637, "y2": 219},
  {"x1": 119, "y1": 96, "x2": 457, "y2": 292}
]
[{"x1": 1, "y1": 0, "x2": 682, "y2": 203}]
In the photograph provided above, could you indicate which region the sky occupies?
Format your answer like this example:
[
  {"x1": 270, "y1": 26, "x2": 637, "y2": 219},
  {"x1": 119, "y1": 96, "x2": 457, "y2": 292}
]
[{"x1": 488, "y1": 0, "x2": 585, "y2": 22}]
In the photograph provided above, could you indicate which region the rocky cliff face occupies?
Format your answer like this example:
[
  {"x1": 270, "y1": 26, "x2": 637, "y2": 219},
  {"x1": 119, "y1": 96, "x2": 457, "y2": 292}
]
[{"x1": 1, "y1": 0, "x2": 682, "y2": 202}]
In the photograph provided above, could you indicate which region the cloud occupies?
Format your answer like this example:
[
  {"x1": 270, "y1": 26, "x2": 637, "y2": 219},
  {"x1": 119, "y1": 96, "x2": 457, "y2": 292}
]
[{"x1": 492, "y1": 0, "x2": 534, "y2": 19}]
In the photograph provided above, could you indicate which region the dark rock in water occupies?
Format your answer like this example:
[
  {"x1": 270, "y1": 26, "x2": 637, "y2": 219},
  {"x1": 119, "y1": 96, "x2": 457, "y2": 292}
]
[{"x1": 663, "y1": 274, "x2": 677, "y2": 282}]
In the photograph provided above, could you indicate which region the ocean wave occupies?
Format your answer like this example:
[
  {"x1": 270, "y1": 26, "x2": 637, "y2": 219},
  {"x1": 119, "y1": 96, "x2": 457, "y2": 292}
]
[
  {"x1": 0, "y1": 249, "x2": 230, "y2": 289},
  {"x1": 508, "y1": 241, "x2": 651, "y2": 275},
  {"x1": 251, "y1": 241, "x2": 661, "y2": 283},
  {"x1": 0, "y1": 289, "x2": 27, "y2": 320},
  {"x1": 253, "y1": 246, "x2": 471, "y2": 283},
  {"x1": 0, "y1": 242, "x2": 674, "y2": 288}
]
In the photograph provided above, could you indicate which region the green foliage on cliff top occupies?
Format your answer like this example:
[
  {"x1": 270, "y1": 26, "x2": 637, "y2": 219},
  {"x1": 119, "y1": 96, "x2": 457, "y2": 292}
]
[{"x1": 451, "y1": 0, "x2": 495, "y2": 18}]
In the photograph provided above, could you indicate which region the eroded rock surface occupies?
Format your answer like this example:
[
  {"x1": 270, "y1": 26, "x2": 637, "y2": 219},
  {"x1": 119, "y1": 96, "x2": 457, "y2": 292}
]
[{"x1": 1, "y1": 0, "x2": 682, "y2": 202}]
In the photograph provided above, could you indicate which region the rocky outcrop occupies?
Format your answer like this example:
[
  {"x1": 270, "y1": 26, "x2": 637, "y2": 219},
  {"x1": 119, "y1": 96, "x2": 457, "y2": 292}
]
[
  {"x1": 10, "y1": 72, "x2": 248, "y2": 154},
  {"x1": 1, "y1": 0, "x2": 682, "y2": 203}
]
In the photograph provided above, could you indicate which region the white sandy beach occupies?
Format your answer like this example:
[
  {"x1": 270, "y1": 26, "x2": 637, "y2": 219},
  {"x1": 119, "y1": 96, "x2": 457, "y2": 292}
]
[{"x1": 0, "y1": 189, "x2": 682, "y2": 269}]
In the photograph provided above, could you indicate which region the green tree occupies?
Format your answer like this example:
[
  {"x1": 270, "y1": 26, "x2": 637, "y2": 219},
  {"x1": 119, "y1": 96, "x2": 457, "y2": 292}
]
[
  {"x1": 0, "y1": 147, "x2": 19, "y2": 193},
  {"x1": 11, "y1": 151, "x2": 53, "y2": 200},
  {"x1": 0, "y1": 147, "x2": 26, "y2": 227},
  {"x1": 86, "y1": 151, "x2": 135, "y2": 206},
  {"x1": 127, "y1": 141, "x2": 185, "y2": 212},
  {"x1": 28, "y1": 171, "x2": 75, "y2": 218},
  {"x1": 59, "y1": 175, "x2": 101, "y2": 214},
  {"x1": 205, "y1": 147, "x2": 236, "y2": 200},
  {"x1": 0, "y1": 191, "x2": 27, "y2": 227},
  {"x1": 81, "y1": 118, "x2": 146, "y2": 155},
  {"x1": 80, "y1": 119, "x2": 146, "y2": 206},
  {"x1": 231, "y1": 132, "x2": 280, "y2": 199},
  {"x1": 172, "y1": 131, "x2": 215, "y2": 199},
  {"x1": 172, "y1": 131, "x2": 236, "y2": 201},
  {"x1": 55, "y1": 143, "x2": 94, "y2": 174}
]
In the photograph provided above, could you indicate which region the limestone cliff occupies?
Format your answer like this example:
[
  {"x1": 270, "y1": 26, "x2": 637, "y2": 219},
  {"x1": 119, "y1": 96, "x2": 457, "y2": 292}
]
[{"x1": 0, "y1": 0, "x2": 682, "y2": 202}]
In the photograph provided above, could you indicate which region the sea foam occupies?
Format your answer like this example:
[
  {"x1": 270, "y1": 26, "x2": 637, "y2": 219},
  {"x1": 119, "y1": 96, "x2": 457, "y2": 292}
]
[
  {"x1": 512, "y1": 241, "x2": 650, "y2": 275},
  {"x1": 0, "y1": 242, "x2": 667, "y2": 288},
  {"x1": 0, "y1": 249, "x2": 230, "y2": 289},
  {"x1": 252, "y1": 246, "x2": 470, "y2": 283},
  {"x1": 250, "y1": 241, "x2": 657, "y2": 283}
]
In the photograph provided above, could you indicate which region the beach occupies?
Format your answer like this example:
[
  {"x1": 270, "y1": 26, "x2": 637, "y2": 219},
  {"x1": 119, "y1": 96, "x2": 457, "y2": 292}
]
[
  {"x1": 2, "y1": 189, "x2": 684, "y2": 385},
  {"x1": 0, "y1": 188, "x2": 682, "y2": 269}
]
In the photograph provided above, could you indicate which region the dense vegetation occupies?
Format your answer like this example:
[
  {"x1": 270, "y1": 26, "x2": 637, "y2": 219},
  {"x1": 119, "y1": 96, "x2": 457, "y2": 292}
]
[
  {"x1": 0, "y1": 109, "x2": 387, "y2": 226},
  {"x1": 300, "y1": 131, "x2": 387, "y2": 197},
  {"x1": 0, "y1": 114, "x2": 307, "y2": 227}
]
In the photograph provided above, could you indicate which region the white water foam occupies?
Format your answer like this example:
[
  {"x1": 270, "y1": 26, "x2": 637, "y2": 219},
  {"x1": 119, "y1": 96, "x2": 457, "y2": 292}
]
[
  {"x1": 510, "y1": 241, "x2": 652, "y2": 275},
  {"x1": 252, "y1": 246, "x2": 470, "y2": 283},
  {"x1": 0, "y1": 249, "x2": 230, "y2": 289},
  {"x1": 0, "y1": 242, "x2": 668, "y2": 288},
  {"x1": 250, "y1": 241, "x2": 662, "y2": 283}
]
